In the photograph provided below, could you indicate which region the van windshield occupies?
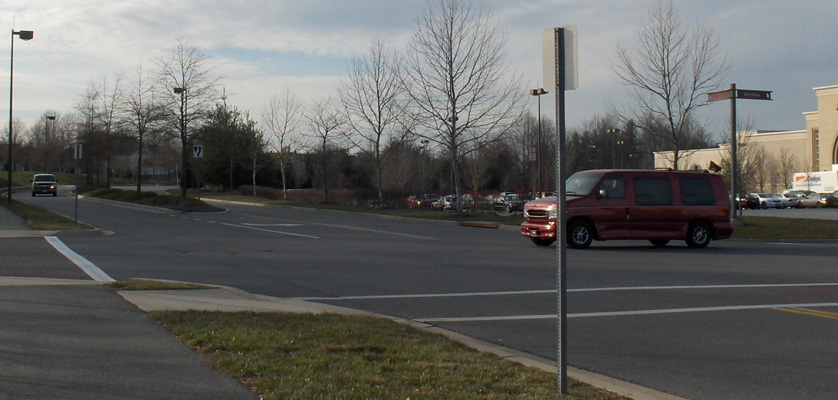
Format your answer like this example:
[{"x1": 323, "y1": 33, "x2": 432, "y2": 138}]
[{"x1": 566, "y1": 171, "x2": 603, "y2": 196}]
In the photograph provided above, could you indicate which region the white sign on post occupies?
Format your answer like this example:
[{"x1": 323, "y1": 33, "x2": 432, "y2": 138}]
[
  {"x1": 193, "y1": 144, "x2": 204, "y2": 158},
  {"x1": 74, "y1": 144, "x2": 83, "y2": 160},
  {"x1": 542, "y1": 26, "x2": 578, "y2": 91}
]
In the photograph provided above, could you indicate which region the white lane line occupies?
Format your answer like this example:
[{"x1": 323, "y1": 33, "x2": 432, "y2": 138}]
[
  {"x1": 220, "y1": 222, "x2": 320, "y2": 239},
  {"x1": 44, "y1": 236, "x2": 116, "y2": 282},
  {"x1": 416, "y1": 302, "x2": 838, "y2": 323},
  {"x1": 242, "y1": 223, "x2": 303, "y2": 227},
  {"x1": 294, "y1": 282, "x2": 838, "y2": 301}
]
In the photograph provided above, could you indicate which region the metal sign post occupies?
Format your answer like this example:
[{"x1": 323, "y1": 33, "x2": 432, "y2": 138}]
[
  {"x1": 74, "y1": 144, "x2": 82, "y2": 223},
  {"x1": 543, "y1": 25, "x2": 577, "y2": 395},
  {"x1": 708, "y1": 84, "x2": 772, "y2": 221},
  {"x1": 193, "y1": 145, "x2": 203, "y2": 200}
]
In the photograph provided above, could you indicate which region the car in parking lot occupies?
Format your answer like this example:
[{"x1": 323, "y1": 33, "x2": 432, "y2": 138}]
[
  {"x1": 785, "y1": 192, "x2": 821, "y2": 208},
  {"x1": 772, "y1": 194, "x2": 797, "y2": 208},
  {"x1": 31, "y1": 174, "x2": 58, "y2": 197},
  {"x1": 750, "y1": 193, "x2": 783, "y2": 209},
  {"x1": 819, "y1": 193, "x2": 838, "y2": 208}
]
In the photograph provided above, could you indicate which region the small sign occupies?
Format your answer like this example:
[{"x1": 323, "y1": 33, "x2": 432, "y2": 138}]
[
  {"x1": 193, "y1": 145, "x2": 204, "y2": 158},
  {"x1": 74, "y1": 144, "x2": 83, "y2": 160},
  {"x1": 707, "y1": 89, "x2": 733, "y2": 102},
  {"x1": 736, "y1": 90, "x2": 772, "y2": 101}
]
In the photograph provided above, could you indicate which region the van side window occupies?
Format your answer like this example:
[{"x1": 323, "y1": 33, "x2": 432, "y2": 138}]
[
  {"x1": 598, "y1": 175, "x2": 625, "y2": 198},
  {"x1": 634, "y1": 177, "x2": 673, "y2": 206},
  {"x1": 680, "y1": 177, "x2": 716, "y2": 205}
]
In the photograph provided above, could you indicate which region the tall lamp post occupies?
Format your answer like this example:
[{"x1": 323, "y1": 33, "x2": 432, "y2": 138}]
[
  {"x1": 530, "y1": 88, "x2": 548, "y2": 193},
  {"x1": 7, "y1": 29, "x2": 33, "y2": 202},
  {"x1": 45, "y1": 115, "x2": 55, "y2": 172}
]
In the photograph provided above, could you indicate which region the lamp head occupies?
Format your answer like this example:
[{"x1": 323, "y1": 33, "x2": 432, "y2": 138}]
[{"x1": 17, "y1": 30, "x2": 34, "y2": 40}]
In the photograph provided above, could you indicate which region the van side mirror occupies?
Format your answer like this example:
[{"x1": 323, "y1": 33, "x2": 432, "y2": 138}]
[{"x1": 597, "y1": 189, "x2": 608, "y2": 199}]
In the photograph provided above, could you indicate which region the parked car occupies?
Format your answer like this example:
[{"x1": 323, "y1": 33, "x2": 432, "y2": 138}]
[
  {"x1": 786, "y1": 192, "x2": 821, "y2": 208},
  {"x1": 492, "y1": 193, "x2": 524, "y2": 213},
  {"x1": 405, "y1": 194, "x2": 439, "y2": 208},
  {"x1": 31, "y1": 174, "x2": 58, "y2": 197},
  {"x1": 750, "y1": 193, "x2": 783, "y2": 209},
  {"x1": 772, "y1": 194, "x2": 797, "y2": 208},
  {"x1": 521, "y1": 169, "x2": 733, "y2": 249},
  {"x1": 819, "y1": 193, "x2": 838, "y2": 208}
]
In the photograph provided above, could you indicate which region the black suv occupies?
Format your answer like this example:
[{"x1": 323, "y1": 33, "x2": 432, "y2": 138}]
[{"x1": 31, "y1": 174, "x2": 58, "y2": 196}]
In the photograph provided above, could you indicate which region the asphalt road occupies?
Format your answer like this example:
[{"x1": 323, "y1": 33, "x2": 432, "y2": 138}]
[{"x1": 20, "y1": 188, "x2": 838, "y2": 400}]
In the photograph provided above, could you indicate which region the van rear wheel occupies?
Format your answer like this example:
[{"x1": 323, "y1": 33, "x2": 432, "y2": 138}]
[
  {"x1": 686, "y1": 222, "x2": 711, "y2": 248},
  {"x1": 567, "y1": 221, "x2": 594, "y2": 249}
]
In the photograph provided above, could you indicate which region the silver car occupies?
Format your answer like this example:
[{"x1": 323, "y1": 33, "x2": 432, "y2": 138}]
[{"x1": 751, "y1": 193, "x2": 783, "y2": 209}]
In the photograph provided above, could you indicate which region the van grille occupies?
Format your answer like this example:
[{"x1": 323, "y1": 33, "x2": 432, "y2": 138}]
[{"x1": 525, "y1": 209, "x2": 549, "y2": 219}]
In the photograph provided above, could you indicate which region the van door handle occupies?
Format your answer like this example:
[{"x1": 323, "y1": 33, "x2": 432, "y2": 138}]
[{"x1": 625, "y1": 207, "x2": 630, "y2": 219}]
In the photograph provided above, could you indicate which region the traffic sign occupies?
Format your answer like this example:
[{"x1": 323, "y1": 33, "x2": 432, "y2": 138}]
[
  {"x1": 736, "y1": 89, "x2": 772, "y2": 100},
  {"x1": 193, "y1": 144, "x2": 204, "y2": 158},
  {"x1": 74, "y1": 144, "x2": 83, "y2": 160}
]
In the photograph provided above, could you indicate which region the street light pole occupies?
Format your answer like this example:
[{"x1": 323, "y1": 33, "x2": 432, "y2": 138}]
[
  {"x1": 45, "y1": 115, "x2": 55, "y2": 172},
  {"x1": 607, "y1": 128, "x2": 620, "y2": 169},
  {"x1": 7, "y1": 29, "x2": 33, "y2": 202},
  {"x1": 530, "y1": 88, "x2": 548, "y2": 193}
]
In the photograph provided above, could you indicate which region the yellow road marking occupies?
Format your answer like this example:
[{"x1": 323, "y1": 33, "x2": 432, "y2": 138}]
[
  {"x1": 239, "y1": 213, "x2": 433, "y2": 240},
  {"x1": 774, "y1": 307, "x2": 838, "y2": 320}
]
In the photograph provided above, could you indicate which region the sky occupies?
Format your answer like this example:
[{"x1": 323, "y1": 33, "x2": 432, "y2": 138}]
[{"x1": 2, "y1": 0, "x2": 837, "y2": 146}]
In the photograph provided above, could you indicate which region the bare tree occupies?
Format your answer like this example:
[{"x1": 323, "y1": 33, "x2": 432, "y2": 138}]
[
  {"x1": 97, "y1": 73, "x2": 124, "y2": 188},
  {"x1": 402, "y1": 0, "x2": 523, "y2": 213},
  {"x1": 157, "y1": 37, "x2": 219, "y2": 197},
  {"x1": 262, "y1": 89, "x2": 303, "y2": 199},
  {"x1": 306, "y1": 98, "x2": 345, "y2": 203},
  {"x1": 339, "y1": 36, "x2": 405, "y2": 207},
  {"x1": 123, "y1": 64, "x2": 164, "y2": 192},
  {"x1": 776, "y1": 147, "x2": 796, "y2": 191},
  {"x1": 612, "y1": 0, "x2": 728, "y2": 170}
]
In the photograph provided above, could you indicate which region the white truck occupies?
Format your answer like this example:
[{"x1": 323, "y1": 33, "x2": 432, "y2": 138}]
[{"x1": 791, "y1": 171, "x2": 838, "y2": 194}]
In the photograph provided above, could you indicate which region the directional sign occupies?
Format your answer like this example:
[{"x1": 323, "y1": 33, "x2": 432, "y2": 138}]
[
  {"x1": 74, "y1": 144, "x2": 83, "y2": 160},
  {"x1": 736, "y1": 89, "x2": 772, "y2": 101},
  {"x1": 193, "y1": 144, "x2": 204, "y2": 158},
  {"x1": 707, "y1": 89, "x2": 733, "y2": 102}
]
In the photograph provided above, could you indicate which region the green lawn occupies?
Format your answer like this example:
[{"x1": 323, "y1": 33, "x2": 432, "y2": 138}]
[{"x1": 151, "y1": 311, "x2": 628, "y2": 400}]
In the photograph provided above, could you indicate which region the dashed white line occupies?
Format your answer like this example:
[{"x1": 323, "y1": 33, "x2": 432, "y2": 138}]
[{"x1": 221, "y1": 222, "x2": 320, "y2": 239}]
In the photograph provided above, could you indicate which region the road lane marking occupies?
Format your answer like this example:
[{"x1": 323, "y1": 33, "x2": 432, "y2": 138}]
[
  {"x1": 239, "y1": 212, "x2": 434, "y2": 240},
  {"x1": 774, "y1": 307, "x2": 838, "y2": 320},
  {"x1": 44, "y1": 236, "x2": 116, "y2": 282},
  {"x1": 220, "y1": 222, "x2": 320, "y2": 239},
  {"x1": 294, "y1": 282, "x2": 838, "y2": 301},
  {"x1": 415, "y1": 302, "x2": 838, "y2": 323}
]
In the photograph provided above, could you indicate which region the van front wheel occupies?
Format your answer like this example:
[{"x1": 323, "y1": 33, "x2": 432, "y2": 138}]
[
  {"x1": 686, "y1": 222, "x2": 711, "y2": 248},
  {"x1": 531, "y1": 237, "x2": 556, "y2": 247},
  {"x1": 567, "y1": 221, "x2": 594, "y2": 249}
]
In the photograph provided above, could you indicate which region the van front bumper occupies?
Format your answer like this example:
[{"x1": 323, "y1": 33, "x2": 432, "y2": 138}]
[{"x1": 520, "y1": 221, "x2": 556, "y2": 239}]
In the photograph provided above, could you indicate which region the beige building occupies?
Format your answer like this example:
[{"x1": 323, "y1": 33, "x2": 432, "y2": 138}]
[{"x1": 654, "y1": 85, "x2": 838, "y2": 193}]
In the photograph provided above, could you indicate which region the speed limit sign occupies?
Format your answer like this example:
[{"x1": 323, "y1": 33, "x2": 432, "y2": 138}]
[{"x1": 193, "y1": 145, "x2": 204, "y2": 158}]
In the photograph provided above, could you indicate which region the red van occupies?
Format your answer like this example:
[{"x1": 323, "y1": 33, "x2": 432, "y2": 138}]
[{"x1": 520, "y1": 169, "x2": 733, "y2": 249}]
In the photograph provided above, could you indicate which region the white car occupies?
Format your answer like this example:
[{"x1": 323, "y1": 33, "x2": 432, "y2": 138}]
[
  {"x1": 751, "y1": 193, "x2": 783, "y2": 209},
  {"x1": 772, "y1": 194, "x2": 796, "y2": 208}
]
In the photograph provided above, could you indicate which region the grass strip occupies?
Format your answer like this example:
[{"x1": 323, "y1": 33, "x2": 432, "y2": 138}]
[
  {"x1": 734, "y1": 216, "x2": 838, "y2": 240},
  {"x1": 0, "y1": 198, "x2": 90, "y2": 231},
  {"x1": 151, "y1": 311, "x2": 629, "y2": 400},
  {"x1": 107, "y1": 279, "x2": 216, "y2": 291}
]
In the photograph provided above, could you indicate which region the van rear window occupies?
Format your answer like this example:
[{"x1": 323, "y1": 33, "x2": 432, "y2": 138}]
[
  {"x1": 634, "y1": 177, "x2": 673, "y2": 206},
  {"x1": 680, "y1": 177, "x2": 716, "y2": 205}
]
